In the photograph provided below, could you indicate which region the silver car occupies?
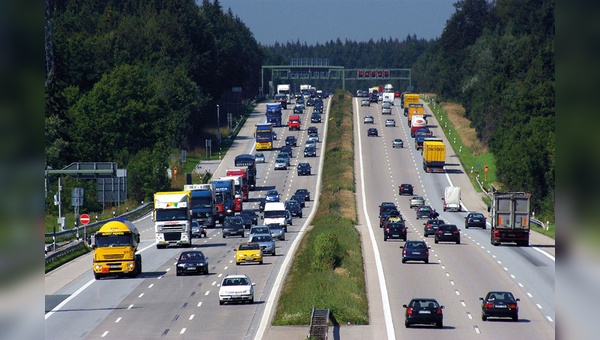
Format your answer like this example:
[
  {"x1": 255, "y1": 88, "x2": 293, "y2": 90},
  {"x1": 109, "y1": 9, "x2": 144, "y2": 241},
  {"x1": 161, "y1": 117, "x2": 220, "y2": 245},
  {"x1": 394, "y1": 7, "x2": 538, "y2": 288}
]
[
  {"x1": 249, "y1": 234, "x2": 276, "y2": 255},
  {"x1": 392, "y1": 138, "x2": 404, "y2": 148},
  {"x1": 268, "y1": 224, "x2": 285, "y2": 241},
  {"x1": 308, "y1": 133, "x2": 319, "y2": 143},
  {"x1": 274, "y1": 157, "x2": 287, "y2": 170},
  {"x1": 385, "y1": 118, "x2": 396, "y2": 127},
  {"x1": 382, "y1": 102, "x2": 392, "y2": 114},
  {"x1": 410, "y1": 196, "x2": 426, "y2": 209},
  {"x1": 254, "y1": 152, "x2": 265, "y2": 163},
  {"x1": 248, "y1": 225, "x2": 271, "y2": 241},
  {"x1": 305, "y1": 140, "x2": 317, "y2": 149},
  {"x1": 364, "y1": 115, "x2": 374, "y2": 124},
  {"x1": 361, "y1": 99, "x2": 370, "y2": 106}
]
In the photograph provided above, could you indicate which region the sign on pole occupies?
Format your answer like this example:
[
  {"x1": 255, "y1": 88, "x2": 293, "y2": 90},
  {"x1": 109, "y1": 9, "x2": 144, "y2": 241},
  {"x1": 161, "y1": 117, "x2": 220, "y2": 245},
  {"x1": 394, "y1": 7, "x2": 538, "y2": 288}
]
[{"x1": 80, "y1": 214, "x2": 90, "y2": 225}]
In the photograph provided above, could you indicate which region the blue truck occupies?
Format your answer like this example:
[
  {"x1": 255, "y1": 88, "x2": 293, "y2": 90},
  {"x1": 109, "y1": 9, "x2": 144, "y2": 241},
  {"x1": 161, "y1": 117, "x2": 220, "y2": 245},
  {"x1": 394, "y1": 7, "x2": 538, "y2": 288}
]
[
  {"x1": 184, "y1": 184, "x2": 217, "y2": 228},
  {"x1": 266, "y1": 103, "x2": 283, "y2": 127}
]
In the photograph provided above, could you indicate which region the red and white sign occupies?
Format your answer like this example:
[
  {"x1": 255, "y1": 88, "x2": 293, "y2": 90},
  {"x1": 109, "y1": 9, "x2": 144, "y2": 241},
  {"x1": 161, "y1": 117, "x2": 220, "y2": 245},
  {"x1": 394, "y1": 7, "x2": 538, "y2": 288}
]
[{"x1": 80, "y1": 214, "x2": 90, "y2": 225}]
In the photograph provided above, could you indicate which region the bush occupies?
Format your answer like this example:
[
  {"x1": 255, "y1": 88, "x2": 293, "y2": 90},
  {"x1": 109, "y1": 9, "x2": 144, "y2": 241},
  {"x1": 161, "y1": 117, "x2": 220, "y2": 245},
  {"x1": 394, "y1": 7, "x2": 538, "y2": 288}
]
[{"x1": 311, "y1": 231, "x2": 341, "y2": 272}]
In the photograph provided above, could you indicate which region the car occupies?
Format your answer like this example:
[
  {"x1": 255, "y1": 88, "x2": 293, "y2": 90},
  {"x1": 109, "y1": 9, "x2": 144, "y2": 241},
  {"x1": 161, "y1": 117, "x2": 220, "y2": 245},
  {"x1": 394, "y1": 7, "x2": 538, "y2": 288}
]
[
  {"x1": 307, "y1": 126, "x2": 318, "y2": 135},
  {"x1": 235, "y1": 242, "x2": 263, "y2": 266},
  {"x1": 480, "y1": 291, "x2": 520, "y2": 321},
  {"x1": 274, "y1": 157, "x2": 288, "y2": 170},
  {"x1": 394, "y1": 91, "x2": 401, "y2": 98},
  {"x1": 295, "y1": 188, "x2": 311, "y2": 201},
  {"x1": 254, "y1": 152, "x2": 266, "y2": 163},
  {"x1": 379, "y1": 202, "x2": 398, "y2": 226},
  {"x1": 280, "y1": 146, "x2": 293, "y2": 158},
  {"x1": 465, "y1": 212, "x2": 487, "y2": 229},
  {"x1": 367, "y1": 128, "x2": 378, "y2": 137},
  {"x1": 265, "y1": 190, "x2": 280, "y2": 202},
  {"x1": 257, "y1": 197, "x2": 266, "y2": 212},
  {"x1": 409, "y1": 196, "x2": 425, "y2": 209},
  {"x1": 306, "y1": 98, "x2": 315, "y2": 106},
  {"x1": 311, "y1": 114, "x2": 321, "y2": 123},
  {"x1": 304, "y1": 146, "x2": 317, "y2": 157},
  {"x1": 293, "y1": 105, "x2": 303, "y2": 114},
  {"x1": 370, "y1": 94, "x2": 378, "y2": 103},
  {"x1": 305, "y1": 139, "x2": 317, "y2": 148},
  {"x1": 363, "y1": 115, "x2": 374, "y2": 124},
  {"x1": 285, "y1": 135, "x2": 297, "y2": 146},
  {"x1": 248, "y1": 225, "x2": 271, "y2": 240},
  {"x1": 434, "y1": 224, "x2": 461, "y2": 244},
  {"x1": 399, "y1": 183, "x2": 413, "y2": 195},
  {"x1": 236, "y1": 212, "x2": 254, "y2": 229},
  {"x1": 361, "y1": 99, "x2": 370, "y2": 106},
  {"x1": 296, "y1": 97, "x2": 305, "y2": 107},
  {"x1": 241, "y1": 210, "x2": 259, "y2": 225},
  {"x1": 285, "y1": 209, "x2": 293, "y2": 226},
  {"x1": 191, "y1": 220, "x2": 207, "y2": 238},
  {"x1": 384, "y1": 222, "x2": 407, "y2": 241},
  {"x1": 277, "y1": 152, "x2": 291, "y2": 165},
  {"x1": 249, "y1": 234, "x2": 276, "y2": 255},
  {"x1": 382, "y1": 102, "x2": 392, "y2": 114},
  {"x1": 423, "y1": 219, "x2": 446, "y2": 237},
  {"x1": 272, "y1": 130, "x2": 278, "y2": 140},
  {"x1": 176, "y1": 250, "x2": 209, "y2": 276},
  {"x1": 268, "y1": 223, "x2": 285, "y2": 241},
  {"x1": 385, "y1": 118, "x2": 396, "y2": 127},
  {"x1": 401, "y1": 240, "x2": 430, "y2": 263},
  {"x1": 291, "y1": 193, "x2": 306, "y2": 208},
  {"x1": 285, "y1": 200, "x2": 303, "y2": 218},
  {"x1": 308, "y1": 133, "x2": 319, "y2": 143},
  {"x1": 403, "y1": 298, "x2": 444, "y2": 328},
  {"x1": 416, "y1": 205, "x2": 433, "y2": 219},
  {"x1": 297, "y1": 162, "x2": 312, "y2": 176},
  {"x1": 218, "y1": 274, "x2": 256, "y2": 305},
  {"x1": 382, "y1": 210, "x2": 404, "y2": 229},
  {"x1": 222, "y1": 216, "x2": 245, "y2": 238},
  {"x1": 392, "y1": 138, "x2": 404, "y2": 148}
]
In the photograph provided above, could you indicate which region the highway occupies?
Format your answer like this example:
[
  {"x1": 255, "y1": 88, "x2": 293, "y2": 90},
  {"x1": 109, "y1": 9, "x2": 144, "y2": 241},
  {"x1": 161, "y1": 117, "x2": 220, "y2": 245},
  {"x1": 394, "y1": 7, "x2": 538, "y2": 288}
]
[
  {"x1": 354, "y1": 96, "x2": 555, "y2": 339},
  {"x1": 45, "y1": 98, "x2": 329, "y2": 339}
]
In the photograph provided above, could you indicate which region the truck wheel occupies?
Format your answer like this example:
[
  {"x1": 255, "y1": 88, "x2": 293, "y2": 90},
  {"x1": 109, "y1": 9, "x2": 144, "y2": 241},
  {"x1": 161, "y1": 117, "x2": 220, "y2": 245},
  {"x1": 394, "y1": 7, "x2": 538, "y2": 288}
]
[
  {"x1": 384, "y1": 236, "x2": 387, "y2": 241},
  {"x1": 223, "y1": 234, "x2": 226, "y2": 238}
]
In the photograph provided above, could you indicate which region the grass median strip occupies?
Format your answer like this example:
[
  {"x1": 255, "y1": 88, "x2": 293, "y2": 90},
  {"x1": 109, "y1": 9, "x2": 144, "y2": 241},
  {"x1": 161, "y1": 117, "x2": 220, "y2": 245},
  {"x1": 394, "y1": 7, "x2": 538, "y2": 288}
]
[{"x1": 273, "y1": 90, "x2": 368, "y2": 325}]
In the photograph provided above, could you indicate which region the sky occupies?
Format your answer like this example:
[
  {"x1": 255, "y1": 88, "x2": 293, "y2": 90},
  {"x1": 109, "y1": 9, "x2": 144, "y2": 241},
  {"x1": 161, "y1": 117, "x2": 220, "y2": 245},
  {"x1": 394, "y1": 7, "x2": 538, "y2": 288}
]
[{"x1": 217, "y1": 0, "x2": 457, "y2": 46}]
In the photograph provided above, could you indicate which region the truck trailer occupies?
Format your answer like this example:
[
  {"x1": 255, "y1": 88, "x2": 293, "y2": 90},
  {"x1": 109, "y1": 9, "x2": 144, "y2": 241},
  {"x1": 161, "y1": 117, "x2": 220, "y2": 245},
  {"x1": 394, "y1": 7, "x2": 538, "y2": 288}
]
[
  {"x1": 490, "y1": 191, "x2": 531, "y2": 246},
  {"x1": 443, "y1": 186, "x2": 462, "y2": 212},
  {"x1": 422, "y1": 140, "x2": 446, "y2": 173},
  {"x1": 92, "y1": 219, "x2": 142, "y2": 279}
]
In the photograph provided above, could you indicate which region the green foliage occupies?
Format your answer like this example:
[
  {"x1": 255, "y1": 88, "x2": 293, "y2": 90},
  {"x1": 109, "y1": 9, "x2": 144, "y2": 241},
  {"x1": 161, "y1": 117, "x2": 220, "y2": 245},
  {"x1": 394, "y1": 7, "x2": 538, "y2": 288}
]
[{"x1": 311, "y1": 231, "x2": 341, "y2": 272}]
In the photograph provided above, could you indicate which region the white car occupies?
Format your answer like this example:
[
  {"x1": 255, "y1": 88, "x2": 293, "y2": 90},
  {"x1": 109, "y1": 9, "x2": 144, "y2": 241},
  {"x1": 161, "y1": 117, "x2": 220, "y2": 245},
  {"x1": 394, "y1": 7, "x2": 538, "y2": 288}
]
[
  {"x1": 385, "y1": 118, "x2": 396, "y2": 127},
  {"x1": 361, "y1": 99, "x2": 370, "y2": 106},
  {"x1": 363, "y1": 115, "x2": 374, "y2": 124},
  {"x1": 219, "y1": 274, "x2": 255, "y2": 305},
  {"x1": 382, "y1": 102, "x2": 392, "y2": 114},
  {"x1": 274, "y1": 158, "x2": 287, "y2": 170},
  {"x1": 305, "y1": 140, "x2": 317, "y2": 149},
  {"x1": 254, "y1": 153, "x2": 265, "y2": 163},
  {"x1": 308, "y1": 133, "x2": 319, "y2": 143}
]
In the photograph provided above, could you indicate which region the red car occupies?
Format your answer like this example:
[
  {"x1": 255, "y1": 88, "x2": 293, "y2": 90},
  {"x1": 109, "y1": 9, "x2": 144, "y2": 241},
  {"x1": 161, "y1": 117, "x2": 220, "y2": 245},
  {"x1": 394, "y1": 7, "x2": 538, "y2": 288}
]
[{"x1": 394, "y1": 91, "x2": 401, "y2": 98}]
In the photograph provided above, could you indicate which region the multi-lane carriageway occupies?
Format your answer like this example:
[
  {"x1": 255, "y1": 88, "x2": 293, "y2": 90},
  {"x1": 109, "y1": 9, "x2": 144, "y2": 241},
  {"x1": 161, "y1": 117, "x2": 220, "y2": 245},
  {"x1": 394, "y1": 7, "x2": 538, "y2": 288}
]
[{"x1": 45, "y1": 95, "x2": 555, "y2": 339}]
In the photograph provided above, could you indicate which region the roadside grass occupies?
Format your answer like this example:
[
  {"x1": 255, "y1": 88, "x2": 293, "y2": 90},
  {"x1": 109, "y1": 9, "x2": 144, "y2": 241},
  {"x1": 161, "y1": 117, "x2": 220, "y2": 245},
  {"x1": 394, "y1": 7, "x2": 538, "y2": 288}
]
[
  {"x1": 45, "y1": 244, "x2": 91, "y2": 273},
  {"x1": 274, "y1": 90, "x2": 368, "y2": 325}
]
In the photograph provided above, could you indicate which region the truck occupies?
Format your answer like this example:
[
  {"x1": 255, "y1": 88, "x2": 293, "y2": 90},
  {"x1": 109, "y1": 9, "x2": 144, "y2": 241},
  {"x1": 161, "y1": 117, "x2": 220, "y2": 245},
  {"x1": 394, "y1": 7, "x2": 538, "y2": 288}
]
[
  {"x1": 234, "y1": 154, "x2": 257, "y2": 190},
  {"x1": 184, "y1": 184, "x2": 217, "y2": 228},
  {"x1": 402, "y1": 93, "x2": 420, "y2": 115},
  {"x1": 210, "y1": 179, "x2": 236, "y2": 223},
  {"x1": 489, "y1": 191, "x2": 531, "y2": 246},
  {"x1": 277, "y1": 84, "x2": 291, "y2": 102},
  {"x1": 154, "y1": 191, "x2": 192, "y2": 249},
  {"x1": 422, "y1": 140, "x2": 446, "y2": 173},
  {"x1": 410, "y1": 115, "x2": 427, "y2": 137},
  {"x1": 382, "y1": 92, "x2": 395, "y2": 105},
  {"x1": 384, "y1": 84, "x2": 394, "y2": 93},
  {"x1": 443, "y1": 186, "x2": 462, "y2": 212},
  {"x1": 219, "y1": 175, "x2": 243, "y2": 212},
  {"x1": 407, "y1": 103, "x2": 424, "y2": 122},
  {"x1": 288, "y1": 114, "x2": 301, "y2": 131},
  {"x1": 263, "y1": 202, "x2": 287, "y2": 229},
  {"x1": 416, "y1": 135, "x2": 438, "y2": 151},
  {"x1": 266, "y1": 103, "x2": 283, "y2": 126},
  {"x1": 92, "y1": 219, "x2": 142, "y2": 279},
  {"x1": 255, "y1": 123, "x2": 274, "y2": 151},
  {"x1": 226, "y1": 168, "x2": 249, "y2": 201}
]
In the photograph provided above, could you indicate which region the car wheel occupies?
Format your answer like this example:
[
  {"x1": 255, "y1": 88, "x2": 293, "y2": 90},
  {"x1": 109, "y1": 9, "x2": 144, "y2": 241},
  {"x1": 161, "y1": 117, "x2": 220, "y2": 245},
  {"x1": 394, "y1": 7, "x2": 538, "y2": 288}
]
[
  {"x1": 403, "y1": 237, "x2": 407, "y2": 241},
  {"x1": 223, "y1": 234, "x2": 226, "y2": 238},
  {"x1": 402, "y1": 259, "x2": 406, "y2": 264},
  {"x1": 465, "y1": 225, "x2": 469, "y2": 229},
  {"x1": 300, "y1": 214, "x2": 303, "y2": 218},
  {"x1": 176, "y1": 271, "x2": 181, "y2": 276},
  {"x1": 219, "y1": 300, "x2": 224, "y2": 306},
  {"x1": 424, "y1": 232, "x2": 428, "y2": 237},
  {"x1": 513, "y1": 315, "x2": 518, "y2": 322},
  {"x1": 273, "y1": 249, "x2": 276, "y2": 256},
  {"x1": 405, "y1": 321, "x2": 410, "y2": 328},
  {"x1": 482, "y1": 226, "x2": 486, "y2": 230},
  {"x1": 250, "y1": 295, "x2": 254, "y2": 304},
  {"x1": 436, "y1": 321, "x2": 443, "y2": 329},
  {"x1": 424, "y1": 259, "x2": 429, "y2": 264},
  {"x1": 435, "y1": 239, "x2": 439, "y2": 244},
  {"x1": 456, "y1": 240, "x2": 460, "y2": 244},
  {"x1": 384, "y1": 236, "x2": 387, "y2": 241},
  {"x1": 481, "y1": 313, "x2": 487, "y2": 321}
]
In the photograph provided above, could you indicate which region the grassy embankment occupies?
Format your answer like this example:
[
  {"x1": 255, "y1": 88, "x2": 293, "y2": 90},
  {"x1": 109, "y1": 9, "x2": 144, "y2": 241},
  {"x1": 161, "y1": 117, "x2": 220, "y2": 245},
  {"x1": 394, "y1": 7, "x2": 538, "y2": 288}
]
[
  {"x1": 273, "y1": 90, "x2": 368, "y2": 325},
  {"x1": 424, "y1": 94, "x2": 555, "y2": 239}
]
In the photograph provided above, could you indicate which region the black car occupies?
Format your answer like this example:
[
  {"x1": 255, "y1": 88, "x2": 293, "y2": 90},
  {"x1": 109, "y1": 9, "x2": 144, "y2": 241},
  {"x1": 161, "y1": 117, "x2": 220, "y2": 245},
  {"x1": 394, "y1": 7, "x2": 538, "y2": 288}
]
[
  {"x1": 465, "y1": 212, "x2": 487, "y2": 229},
  {"x1": 367, "y1": 128, "x2": 378, "y2": 136},
  {"x1": 401, "y1": 240, "x2": 430, "y2": 263},
  {"x1": 243, "y1": 210, "x2": 259, "y2": 225},
  {"x1": 434, "y1": 224, "x2": 461, "y2": 244},
  {"x1": 176, "y1": 251, "x2": 209, "y2": 276},
  {"x1": 297, "y1": 162, "x2": 312, "y2": 176},
  {"x1": 306, "y1": 98, "x2": 315, "y2": 106},
  {"x1": 307, "y1": 126, "x2": 318, "y2": 135},
  {"x1": 285, "y1": 200, "x2": 303, "y2": 218},
  {"x1": 295, "y1": 188, "x2": 311, "y2": 201},
  {"x1": 384, "y1": 222, "x2": 407, "y2": 241},
  {"x1": 416, "y1": 205, "x2": 433, "y2": 220},
  {"x1": 403, "y1": 298, "x2": 444, "y2": 328},
  {"x1": 304, "y1": 146, "x2": 317, "y2": 157},
  {"x1": 379, "y1": 202, "x2": 398, "y2": 227},
  {"x1": 293, "y1": 105, "x2": 303, "y2": 114},
  {"x1": 222, "y1": 216, "x2": 245, "y2": 238},
  {"x1": 291, "y1": 193, "x2": 306, "y2": 208},
  {"x1": 311, "y1": 114, "x2": 321, "y2": 123},
  {"x1": 423, "y1": 219, "x2": 446, "y2": 237},
  {"x1": 399, "y1": 183, "x2": 414, "y2": 195},
  {"x1": 237, "y1": 212, "x2": 257, "y2": 229},
  {"x1": 480, "y1": 291, "x2": 519, "y2": 321},
  {"x1": 285, "y1": 135, "x2": 297, "y2": 147},
  {"x1": 281, "y1": 145, "x2": 293, "y2": 158}
]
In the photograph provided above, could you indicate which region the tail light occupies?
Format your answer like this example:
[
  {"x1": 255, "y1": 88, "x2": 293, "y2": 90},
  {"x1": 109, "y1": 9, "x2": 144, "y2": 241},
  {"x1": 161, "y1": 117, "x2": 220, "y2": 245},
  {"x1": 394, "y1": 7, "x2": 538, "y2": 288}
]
[
  {"x1": 453, "y1": 231, "x2": 459, "y2": 234},
  {"x1": 403, "y1": 248, "x2": 407, "y2": 255},
  {"x1": 406, "y1": 307, "x2": 413, "y2": 315},
  {"x1": 402, "y1": 228, "x2": 405, "y2": 233},
  {"x1": 425, "y1": 249, "x2": 429, "y2": 256},
  {"x1": 508, "y1": 303, "x2": 517, "y2": 309},
  {"x1": 436, "y1": 230, "x2": 442, "y2": 234},
  {"x1": 385, "y1": 228, "x2": 389, "y2": 233},
  {"x1": 436, "y1": 308, "x2": 443, "y2": 315},
  {"x1": 484, "y1": 303, "x2": 493, "y2": 309}
]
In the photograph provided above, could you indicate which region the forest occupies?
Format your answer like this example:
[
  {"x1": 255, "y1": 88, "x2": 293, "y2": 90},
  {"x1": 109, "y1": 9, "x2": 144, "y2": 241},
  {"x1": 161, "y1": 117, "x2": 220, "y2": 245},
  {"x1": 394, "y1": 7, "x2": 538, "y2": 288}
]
[{"x1": 45, "y1": 0, "x2": 554, "y2": 218}]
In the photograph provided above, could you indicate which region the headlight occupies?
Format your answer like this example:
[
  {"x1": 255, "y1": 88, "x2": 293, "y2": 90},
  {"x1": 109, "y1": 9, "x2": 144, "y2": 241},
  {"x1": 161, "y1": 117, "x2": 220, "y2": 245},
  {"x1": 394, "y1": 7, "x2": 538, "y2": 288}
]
[
  {"x1": 177, "y1": 264, "x2": 185, "y2": 267},
  {"x1": 95, "y1": 264, "x2": 102, "y2": 269},
  {"x1": 157, "y1": 226, "x2": 163, "y2": 231},
  {"x1": 127, "y1": 263, "x2": 134, "y2": 268}
]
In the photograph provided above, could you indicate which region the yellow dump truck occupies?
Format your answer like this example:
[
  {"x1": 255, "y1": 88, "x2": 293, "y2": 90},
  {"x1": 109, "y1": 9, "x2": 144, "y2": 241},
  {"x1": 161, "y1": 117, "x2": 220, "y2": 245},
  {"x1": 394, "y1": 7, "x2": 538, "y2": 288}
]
[
  {"x1": 422, "y1": 140, "x2": 446, "y2": 173},
  {"x1": 92, "y1": 219, "x2": 141, "y2": 279}
]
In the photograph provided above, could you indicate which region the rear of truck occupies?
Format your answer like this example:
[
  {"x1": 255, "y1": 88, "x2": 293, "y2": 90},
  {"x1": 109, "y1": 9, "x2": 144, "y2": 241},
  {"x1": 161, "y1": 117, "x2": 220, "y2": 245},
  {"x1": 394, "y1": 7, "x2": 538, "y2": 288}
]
[
  {"x1": 490, "y1": 192, "x2": 531, "y2": 246},
  {"x1": 422, "y1": 141, "x2": 446, "y2": 173}
]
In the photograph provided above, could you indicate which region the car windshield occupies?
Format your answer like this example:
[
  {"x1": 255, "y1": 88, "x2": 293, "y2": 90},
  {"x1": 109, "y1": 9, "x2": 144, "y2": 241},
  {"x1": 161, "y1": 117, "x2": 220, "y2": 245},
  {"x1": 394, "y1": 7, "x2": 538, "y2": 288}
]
[
  {"x1": 252, "y1": 235, "x2": 272, "y2": 242},
  {"x1": 239, "y1": 243, "x2": 259, "y2": 250},
  {"x1": 419, "y1": 206, "x2": 432, "y2": 212},
  {"x1": 251, "y1": 227, "x2": 269, "y2": 234},
  {"x1": 471, "y1": 213, "x2": 484, "y2": 218},
  {"x1": 179, "y1": 252, "x2": 204, "y2": 260},
  {"x1": 223, "y1": 277, "x2": 249, "y2": 286},
  {"x1": 407, "y1": 242, "x2": 426, "y2": 249},
  {"x1": 486, "y1": 292, "x2": 515, "y2": 301},
  {"x1": 411, "y1": 300, "x2": 439, "y2": 308}
]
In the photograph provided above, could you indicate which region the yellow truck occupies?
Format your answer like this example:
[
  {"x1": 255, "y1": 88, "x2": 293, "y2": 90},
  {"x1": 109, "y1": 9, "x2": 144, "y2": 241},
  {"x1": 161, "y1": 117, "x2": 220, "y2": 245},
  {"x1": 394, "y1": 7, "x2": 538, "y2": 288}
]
[
  {"x1": 235, "y1": 242, "x2": 263, "y2": 265},
  {"x1": 402, "y1": 93, "x2": 420, "y2": 114},
  {"x1": 92, "y1": 219, "x2": 141, "y2": 279},
  {"x1": 422, "y1": 140, "x2": 446, "y2": 173}
]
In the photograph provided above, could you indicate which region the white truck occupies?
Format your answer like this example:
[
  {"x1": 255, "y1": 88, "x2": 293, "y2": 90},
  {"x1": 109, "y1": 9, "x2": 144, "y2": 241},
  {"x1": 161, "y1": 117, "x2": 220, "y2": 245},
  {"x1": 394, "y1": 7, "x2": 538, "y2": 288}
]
[
  {"x1": 443, "y1": 186, "x2": 462, "y2": 212},
  {"x1": 382, "y1": 92, "x2": 395, "y2": 105},
  {"x1": 263, "y1": 202, "x2": 287, "y2": 230},
  {"x1": 154, "y1": 191, "x2": 192, "y2": 248},
  {"x1": 276, "y1": 84, "x2": 291, "y2": 101}
]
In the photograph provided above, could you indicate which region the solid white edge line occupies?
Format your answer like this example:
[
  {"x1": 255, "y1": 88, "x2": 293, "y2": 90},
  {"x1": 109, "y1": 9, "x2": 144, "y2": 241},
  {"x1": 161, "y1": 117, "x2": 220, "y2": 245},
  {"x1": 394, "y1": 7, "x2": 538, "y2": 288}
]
[
  {"x1": 532, "y1": 246, "x2": 555, "y2": 262},
  {"x1": 356, "y1": 98, "x2": 396, "y2": 339},
  {"x1": 45, "y1": 240, "x2": 158, "y2": 320}
]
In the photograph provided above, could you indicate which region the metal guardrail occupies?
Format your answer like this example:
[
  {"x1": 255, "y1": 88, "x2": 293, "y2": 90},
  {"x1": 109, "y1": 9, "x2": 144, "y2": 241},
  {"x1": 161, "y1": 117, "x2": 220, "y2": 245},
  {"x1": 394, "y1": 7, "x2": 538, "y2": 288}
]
[
  {"x1": 45, "y1": 202, "x2": 153, "y2": 239},
  {"x1": 45, "y1": 240, "x2": 87, "y2": 266}
]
